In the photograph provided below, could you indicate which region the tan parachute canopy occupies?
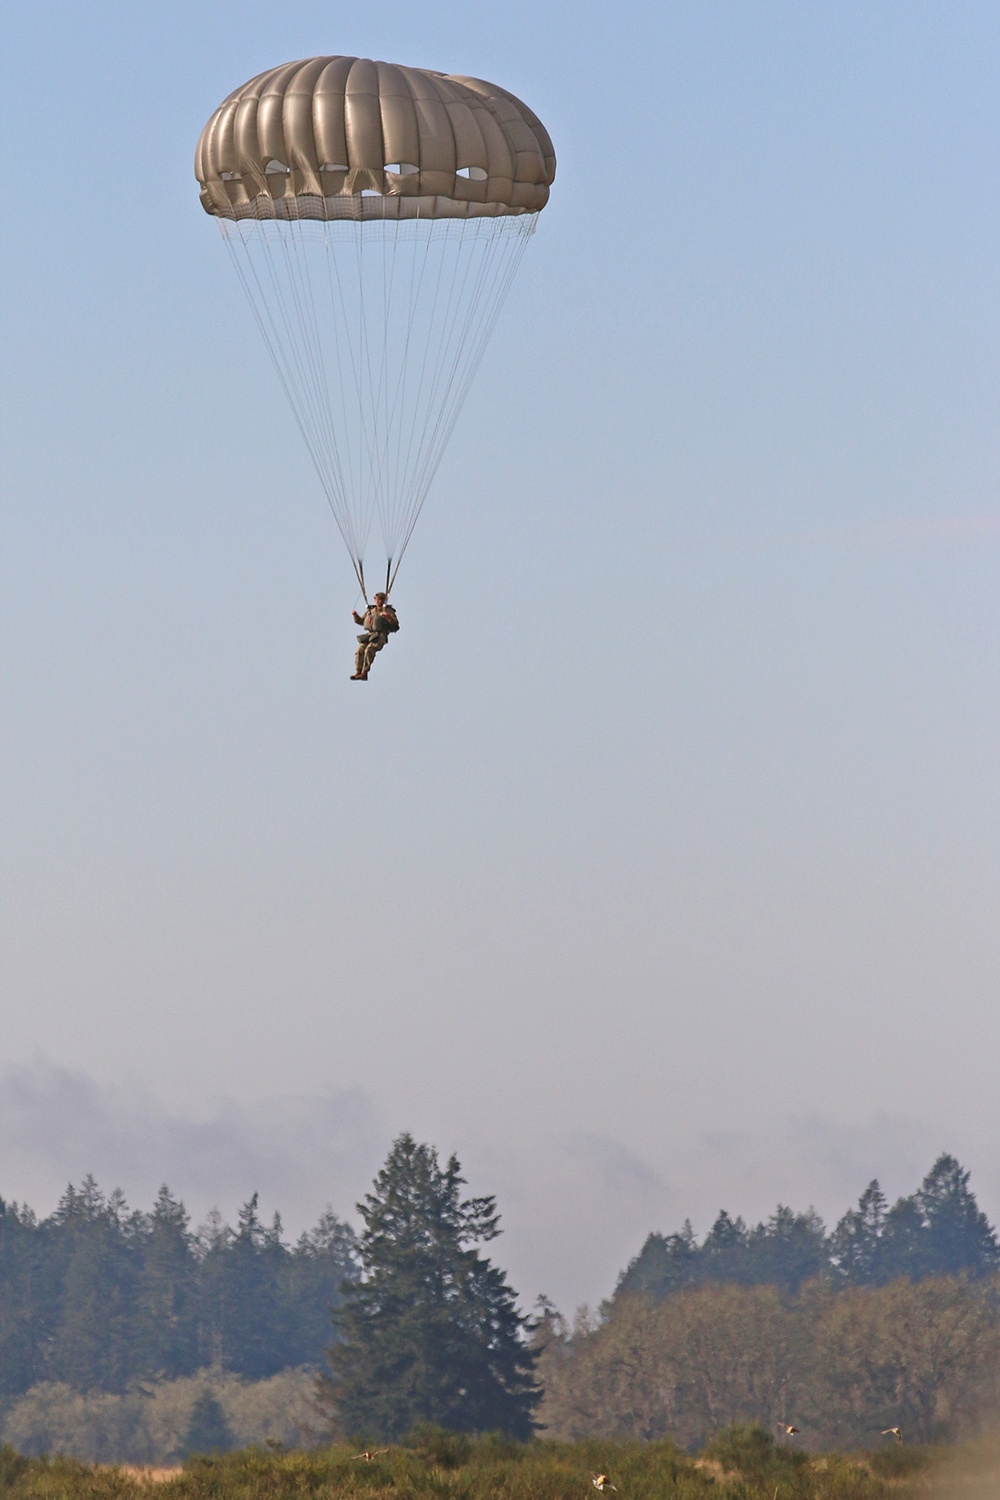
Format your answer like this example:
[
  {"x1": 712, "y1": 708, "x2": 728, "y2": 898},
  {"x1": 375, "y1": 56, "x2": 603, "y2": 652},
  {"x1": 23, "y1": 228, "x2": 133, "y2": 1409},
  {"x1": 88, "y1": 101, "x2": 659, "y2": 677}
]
[{"x1": 196, "y1": 57, "x2": 556, "y2": 222}]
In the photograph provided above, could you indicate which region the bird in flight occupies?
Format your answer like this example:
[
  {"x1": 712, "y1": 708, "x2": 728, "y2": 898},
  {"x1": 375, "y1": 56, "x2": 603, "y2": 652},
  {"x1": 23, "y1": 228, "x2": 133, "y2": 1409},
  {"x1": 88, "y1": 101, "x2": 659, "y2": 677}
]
[
  {"x1": 351, "y1": 1449, "x2": 389, "y2": 1461},
  {"x1": 778, "y1": 1423, "x2": 800, "y2": 1436},
  {"x1": 592, "y1": 1475, "x2": 617, "y2": 1492},
  {"x1": 881, "y1": 1428, "x2": 902, "y2": 1445}
]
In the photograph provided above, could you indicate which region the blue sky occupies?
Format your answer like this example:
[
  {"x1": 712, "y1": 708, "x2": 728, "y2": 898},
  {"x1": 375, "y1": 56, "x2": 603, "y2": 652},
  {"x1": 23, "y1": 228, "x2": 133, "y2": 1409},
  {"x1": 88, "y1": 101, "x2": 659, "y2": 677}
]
[{"x1": 2, "y1": 1, "x2": 998, "y2": 1310}]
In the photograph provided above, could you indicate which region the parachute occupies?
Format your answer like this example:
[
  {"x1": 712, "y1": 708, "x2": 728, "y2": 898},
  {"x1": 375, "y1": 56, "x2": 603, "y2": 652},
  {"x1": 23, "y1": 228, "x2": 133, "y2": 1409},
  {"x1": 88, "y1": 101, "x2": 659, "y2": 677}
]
[{"x1": 195, "y1": 57, "x2": 556, "y2": 598}]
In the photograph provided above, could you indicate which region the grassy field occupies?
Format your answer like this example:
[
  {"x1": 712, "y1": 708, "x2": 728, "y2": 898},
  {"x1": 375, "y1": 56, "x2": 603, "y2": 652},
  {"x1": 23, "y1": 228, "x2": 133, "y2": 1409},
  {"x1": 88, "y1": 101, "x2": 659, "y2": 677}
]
[{"x1": 1, "y1": 1427, "x2": 996, "y2": 1500}]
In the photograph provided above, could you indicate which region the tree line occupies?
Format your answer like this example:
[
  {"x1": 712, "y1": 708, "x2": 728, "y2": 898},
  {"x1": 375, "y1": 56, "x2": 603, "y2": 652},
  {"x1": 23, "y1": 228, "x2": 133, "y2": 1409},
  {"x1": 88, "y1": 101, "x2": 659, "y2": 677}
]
[
  {"x1": 615, "y1": 1156, "x2": 998, "y2": 1299},
  {"x1": 1, "y1": 1135, "x2": 538, "y2": 1447},
  {"x1": 1, "y1": 1148, "x2": 996, "y2": 1441},
  {"x1": 535, "y1": 1274, "x2": 1000, "y2": 1449},
  {"x1": 0, "y1": 1178, "x2": 359, "y2": 1399},
  {"x1": 536, "y1": 1155, "x2": 1000, "y2": 1451}
]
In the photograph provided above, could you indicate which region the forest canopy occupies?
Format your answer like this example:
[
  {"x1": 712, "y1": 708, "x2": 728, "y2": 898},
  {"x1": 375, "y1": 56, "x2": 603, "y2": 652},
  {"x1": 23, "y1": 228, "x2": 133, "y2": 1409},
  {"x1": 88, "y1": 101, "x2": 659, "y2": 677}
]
[
  {"x1": 0, "y1": 1150, "x2": 996, "y2": 1432},
  {"x1": 0, "y1": 1179, "x2": 359, "y2": 1399},
  {"x1": 615, "y1": 1155, "x2": 998, "y2": 1300}
]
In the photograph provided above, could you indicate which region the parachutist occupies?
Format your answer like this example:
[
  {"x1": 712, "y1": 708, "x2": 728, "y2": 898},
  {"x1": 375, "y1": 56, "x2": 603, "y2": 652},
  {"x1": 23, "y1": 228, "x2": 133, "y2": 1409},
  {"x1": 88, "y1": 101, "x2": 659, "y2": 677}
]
[{"x1": 351, "y1": 591, "x2": 399, "y2": 679}]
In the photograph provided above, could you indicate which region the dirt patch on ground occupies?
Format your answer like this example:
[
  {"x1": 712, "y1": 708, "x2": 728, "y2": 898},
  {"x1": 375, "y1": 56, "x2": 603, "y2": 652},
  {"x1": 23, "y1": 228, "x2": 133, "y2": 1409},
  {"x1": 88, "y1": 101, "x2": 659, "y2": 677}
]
[{"x1": 116, "y1": 1467, "x2": 182, "y2": 1484}]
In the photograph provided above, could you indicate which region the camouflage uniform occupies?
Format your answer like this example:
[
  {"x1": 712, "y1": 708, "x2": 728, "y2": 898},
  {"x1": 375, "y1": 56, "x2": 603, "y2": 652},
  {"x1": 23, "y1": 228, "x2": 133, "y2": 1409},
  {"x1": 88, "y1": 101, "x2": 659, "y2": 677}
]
[{"x1": 353, "y1": 601, "x2": 398, "y2": 677}]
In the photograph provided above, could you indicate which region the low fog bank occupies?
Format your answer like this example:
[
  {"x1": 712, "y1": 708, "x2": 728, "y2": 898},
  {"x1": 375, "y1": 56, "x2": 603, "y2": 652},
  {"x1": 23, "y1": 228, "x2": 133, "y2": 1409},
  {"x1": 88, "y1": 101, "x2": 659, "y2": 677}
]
[{"x1": 2, "y1": 1058, "x2": 996, "y2": 1310}]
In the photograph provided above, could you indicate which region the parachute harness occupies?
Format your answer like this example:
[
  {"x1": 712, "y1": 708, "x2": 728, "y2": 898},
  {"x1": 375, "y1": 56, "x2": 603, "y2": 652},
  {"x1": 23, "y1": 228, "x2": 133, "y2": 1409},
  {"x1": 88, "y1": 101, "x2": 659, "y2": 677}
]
[{"x1": 220, "y1": 203, "x2": 537, "y2": 597}]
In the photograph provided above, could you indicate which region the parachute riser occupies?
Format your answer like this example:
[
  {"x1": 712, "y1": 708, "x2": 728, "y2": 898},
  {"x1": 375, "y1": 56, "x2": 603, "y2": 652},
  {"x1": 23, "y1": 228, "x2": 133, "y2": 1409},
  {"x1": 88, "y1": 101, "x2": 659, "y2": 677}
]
[{"x1": 350, "y1": 558, "x2": 396, "y2": 605}]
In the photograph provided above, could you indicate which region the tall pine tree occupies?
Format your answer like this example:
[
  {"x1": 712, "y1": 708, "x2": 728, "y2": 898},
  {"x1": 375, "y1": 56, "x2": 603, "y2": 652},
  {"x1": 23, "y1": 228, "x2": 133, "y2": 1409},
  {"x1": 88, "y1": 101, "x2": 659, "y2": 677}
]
[{"x1": 320, "y1": 1135, "x2": 538, "y2": 1440}]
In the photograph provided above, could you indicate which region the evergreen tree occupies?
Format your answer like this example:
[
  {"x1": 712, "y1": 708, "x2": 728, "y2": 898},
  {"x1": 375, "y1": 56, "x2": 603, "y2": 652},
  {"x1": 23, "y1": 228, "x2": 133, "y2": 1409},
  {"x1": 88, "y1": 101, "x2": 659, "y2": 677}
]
[
  {"x1": 830, "y1": 1180, "x2": 889, "y2": 1284},
  {"x1": 134, "y1": 1186, "x2": 199, "y2": 1377},
  {"x1": 832, "y1": 1158, "x2": 999, "y2": 1285},
  {"x1": 615, "y1": 1208, "x2": 827, "y2": 1299},
  {"x1": 743, "y1": 1206, "x2": 827, "y2": 1290},
  {"x1": 701, "y1": 1211, "x2": 751, "y2": 1283},
  {"x1": 321, "y1": 1134, "x2": 538, "y2": 1440},
  {"x1": 181, "y1": 1389, "x2": 233, "y2": 1456},
  {"x1": 914, "y1": 1154, "x2": 999, "y2": 1276},
  {"x1": 222, "y1": 1194, "x2": 286, "y2": 1377},
  {"x1": 195, "y1": 1207, "x2": 235, "y2": 1370},
  {"x1": 0, "y1": 1200, "x2": 43, "y2": 1396},
  {"x1": 50, "y1": 1179, "x2": 142, "y2": 1391},
  {"x1": 615, "y1": 1223, "x2": 699, "y2": 1300},
  {"x1": 280, "y1": 1209, "x2": 359, "y2": 1367}
]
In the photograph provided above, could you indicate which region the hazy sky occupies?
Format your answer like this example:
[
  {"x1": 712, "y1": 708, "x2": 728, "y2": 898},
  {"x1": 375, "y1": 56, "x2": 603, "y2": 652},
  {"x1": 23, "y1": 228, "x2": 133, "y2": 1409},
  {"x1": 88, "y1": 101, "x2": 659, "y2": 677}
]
[{"x1": 2, "y1": 1, "x2": 998, "y2": 1314}]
